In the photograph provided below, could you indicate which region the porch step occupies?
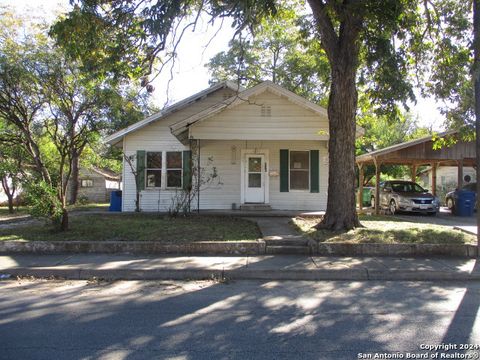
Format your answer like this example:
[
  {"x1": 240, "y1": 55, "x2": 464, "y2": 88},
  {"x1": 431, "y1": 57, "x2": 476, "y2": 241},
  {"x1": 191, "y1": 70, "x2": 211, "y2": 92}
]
[
  {"x1": 240, "y1": 204, "x2": 272, "y2": 211},
  {"x1": 266, "y1": 245, "x2": 311, "y2": 255}
]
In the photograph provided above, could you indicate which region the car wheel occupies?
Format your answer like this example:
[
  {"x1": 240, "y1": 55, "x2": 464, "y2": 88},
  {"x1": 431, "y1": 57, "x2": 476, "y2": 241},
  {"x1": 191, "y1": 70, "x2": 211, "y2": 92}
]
[
  {"x1": 371, "y1": 196, "x2": 375, "y2": 209},
  {"x1": 446, "y1": 198, "x2": 454, "y2": 210},
  {"x1": 389, "y1": 199, "x2": 397, "y2": 215}
]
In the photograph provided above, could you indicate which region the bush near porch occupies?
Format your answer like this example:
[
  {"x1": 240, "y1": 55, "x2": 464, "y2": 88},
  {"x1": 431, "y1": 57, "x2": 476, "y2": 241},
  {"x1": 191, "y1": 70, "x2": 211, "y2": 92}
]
[
  {"x1": 292, "y1": 215, "x2": 476, "y2": 245},
  {"x1": 0, "y1": 214, "x2": 261, "y2": 243}
]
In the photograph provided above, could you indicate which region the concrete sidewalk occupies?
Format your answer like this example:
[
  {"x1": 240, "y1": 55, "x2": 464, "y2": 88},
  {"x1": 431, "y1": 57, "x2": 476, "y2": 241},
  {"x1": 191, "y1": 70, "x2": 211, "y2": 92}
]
[{"x1": 0, "y1": 254, "x2": 479, "y2": 281}]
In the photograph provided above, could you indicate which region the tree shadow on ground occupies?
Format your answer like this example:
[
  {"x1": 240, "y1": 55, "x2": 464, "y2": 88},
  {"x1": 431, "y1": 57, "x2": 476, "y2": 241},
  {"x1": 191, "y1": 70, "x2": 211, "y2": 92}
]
[{"x1": 0, "y1": 259, "x2": 479, "y2": 359}]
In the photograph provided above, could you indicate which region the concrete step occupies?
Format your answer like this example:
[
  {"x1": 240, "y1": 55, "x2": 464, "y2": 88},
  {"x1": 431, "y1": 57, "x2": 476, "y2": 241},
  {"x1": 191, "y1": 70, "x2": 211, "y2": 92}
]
[
  {"x1": 239, "y1": 204, "x2": 272, "y2": 211},
  {"x1": 266, "y1": 245, "x2": 311, "y2": 255},
  {"x1": 264, "y1": 239, "x2": 310, "y2": 247}
]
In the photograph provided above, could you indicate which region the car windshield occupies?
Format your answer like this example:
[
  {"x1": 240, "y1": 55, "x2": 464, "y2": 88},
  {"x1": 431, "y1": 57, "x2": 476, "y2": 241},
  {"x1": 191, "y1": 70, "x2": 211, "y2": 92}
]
[{"x1": 391, "y1": 182, "x2": 426, "y2": 193}]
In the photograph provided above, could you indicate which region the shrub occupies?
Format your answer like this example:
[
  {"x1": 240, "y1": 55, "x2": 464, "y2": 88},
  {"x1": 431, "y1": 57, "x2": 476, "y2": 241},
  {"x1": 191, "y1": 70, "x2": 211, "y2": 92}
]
[{"x1": 25, "y1": 181, "x2": 63, "y2": 226}]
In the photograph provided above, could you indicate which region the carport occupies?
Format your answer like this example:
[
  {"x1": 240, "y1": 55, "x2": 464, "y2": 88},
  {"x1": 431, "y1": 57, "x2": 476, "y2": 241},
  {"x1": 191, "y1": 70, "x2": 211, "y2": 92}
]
[{"x1": 356, "y1": 131, "x2": 476, "y2": 215}]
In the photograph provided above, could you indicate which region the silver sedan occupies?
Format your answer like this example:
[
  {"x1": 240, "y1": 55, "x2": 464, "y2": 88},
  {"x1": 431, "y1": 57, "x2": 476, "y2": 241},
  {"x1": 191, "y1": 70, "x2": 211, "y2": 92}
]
[{"x1": 372, "y1": 180, "x2": 440, "y2": 215}]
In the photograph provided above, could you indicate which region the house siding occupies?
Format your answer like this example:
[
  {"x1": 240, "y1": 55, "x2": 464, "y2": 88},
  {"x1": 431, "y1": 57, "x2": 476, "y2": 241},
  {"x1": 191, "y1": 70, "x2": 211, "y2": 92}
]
[
  {"x1": 196, "y1": 140, "x2": 328, "y2": 210},
  {"x1": 67, "y1": 168, "x2": 120, "y2": 203},
  {"x1": 122, "y1": 88, "x2": 236, "y2": 212},
  {"x1": 419, "y1": 166, "x2": 476, "y2": 190},
  {"x1": 122, "y1": 88, "x2": 329, "y2": 212},
  {"x1": 190, "y1": 90, "x2": 329, "y2": 140}
]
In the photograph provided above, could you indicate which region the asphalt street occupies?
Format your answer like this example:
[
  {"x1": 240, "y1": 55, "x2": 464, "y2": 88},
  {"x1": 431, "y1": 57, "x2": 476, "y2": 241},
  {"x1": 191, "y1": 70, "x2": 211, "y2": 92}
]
[{"x1": 0, "y1": 279, "x2": 479, "y2": 360}]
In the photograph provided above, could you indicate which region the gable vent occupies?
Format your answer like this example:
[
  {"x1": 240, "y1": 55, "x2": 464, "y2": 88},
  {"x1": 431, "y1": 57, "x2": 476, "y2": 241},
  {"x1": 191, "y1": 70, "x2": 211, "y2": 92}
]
[{"x1": 261, "y1": 105, "x2": 271, "y2": 117}]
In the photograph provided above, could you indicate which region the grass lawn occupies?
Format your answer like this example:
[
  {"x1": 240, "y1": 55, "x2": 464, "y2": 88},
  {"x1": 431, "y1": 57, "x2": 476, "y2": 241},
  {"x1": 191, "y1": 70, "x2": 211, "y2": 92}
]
[
  {"x1": 67, "y1": 203, "x2": 110, "y2": 212},
  {"x1": 0, "y1": 214, "x2": 261, "y2": 243},
  {"x1": 0, "y1": 207, "x2": 28, "y2": 218},
  {"x1": 292, "y1": 215, "x2": 476, "y2": 245}
]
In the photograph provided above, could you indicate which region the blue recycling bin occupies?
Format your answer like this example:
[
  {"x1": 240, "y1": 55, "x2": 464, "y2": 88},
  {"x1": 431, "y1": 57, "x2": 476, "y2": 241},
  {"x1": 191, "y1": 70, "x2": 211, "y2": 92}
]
[
  {"x1": 109, "y1": 190, "x2": 122, "y2": 212},
  {"x1": 454, "y1": 190, "x2": 475, "y2": 216}
]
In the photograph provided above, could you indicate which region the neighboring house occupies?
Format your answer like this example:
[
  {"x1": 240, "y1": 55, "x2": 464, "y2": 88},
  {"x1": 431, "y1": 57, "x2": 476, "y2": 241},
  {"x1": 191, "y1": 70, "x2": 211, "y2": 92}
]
[
  {"x1": 106, "y1": 81, "x2": 362, "y2": 212},
  {"x1": 67, "y1": 167, "x2": 121, "y2": 204},
  {"x1": 418, "y1": 166, "x2": 476, "y2": 192}
]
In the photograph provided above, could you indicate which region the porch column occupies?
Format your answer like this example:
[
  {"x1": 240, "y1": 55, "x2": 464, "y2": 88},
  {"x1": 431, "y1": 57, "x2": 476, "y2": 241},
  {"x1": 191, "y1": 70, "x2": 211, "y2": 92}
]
[
  {"x1": 374, "y1": 157, "x2": 381, "y2": 215},
  {"x1": 431, "y1": 162, "x2": 438, "y2": 196},
  {"x1": 457, "y1": 159, "x2": 464, "y2": 189},
  {"x1": 358, "y1": 163, "x2": 364, "y2": 211},
  {"x1": 410, "y1": 164, "x2": 417, "y2": 183}
]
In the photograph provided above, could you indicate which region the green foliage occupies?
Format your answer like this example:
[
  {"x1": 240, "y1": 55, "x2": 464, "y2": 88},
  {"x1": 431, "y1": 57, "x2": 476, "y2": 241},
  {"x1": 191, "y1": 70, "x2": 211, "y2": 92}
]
[
  {"x1": 51, "y1": 0, "x2": 278, "y2": 82},
  {"x1": 420, "y1": 1, "x2": 473, "y2": 129},
  {"x1": 0, "y1": 9, "x2": 152, "y2": 228},
  {"x1": 25, "y1": 181, "x2": 63, "y2": 225},
  {"x1": 207, "y1": 1, "x2": 330, "y2": 104},
  {"x1": 356, "y1": 94, "x2": 431, "y2": 184}
]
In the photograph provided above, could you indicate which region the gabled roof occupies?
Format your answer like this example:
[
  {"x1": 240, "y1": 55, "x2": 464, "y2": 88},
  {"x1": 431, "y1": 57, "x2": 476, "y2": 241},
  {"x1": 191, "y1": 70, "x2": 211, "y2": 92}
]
[
  {"x1": 105, "y1": 81, "x2": 242, "y2": 146},
  {"x1": 356, "y1": 130, "x2": 458, "y2": 164},
  {"x1": 170, "y1": 80, "x2": 330, "y2": 138},
  {"x1": 91, "y1": 167, "x2": 121, "y2": 181}
]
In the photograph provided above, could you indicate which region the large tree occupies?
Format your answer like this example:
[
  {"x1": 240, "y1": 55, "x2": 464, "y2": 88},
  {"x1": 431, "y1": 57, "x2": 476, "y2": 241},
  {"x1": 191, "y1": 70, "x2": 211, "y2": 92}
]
[
  {"x1": 0, "y1": 9, "x2": 149, "y2": 229},
  {"x1": 51, "y1": 0, "x2": 469, "y2": 230}
]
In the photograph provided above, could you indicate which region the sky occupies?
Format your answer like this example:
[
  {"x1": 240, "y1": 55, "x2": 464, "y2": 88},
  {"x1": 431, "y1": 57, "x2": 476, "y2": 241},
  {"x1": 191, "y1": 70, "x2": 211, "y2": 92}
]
[{"x1": 2, "y1": 0, "x2": 446, "y2": 131}]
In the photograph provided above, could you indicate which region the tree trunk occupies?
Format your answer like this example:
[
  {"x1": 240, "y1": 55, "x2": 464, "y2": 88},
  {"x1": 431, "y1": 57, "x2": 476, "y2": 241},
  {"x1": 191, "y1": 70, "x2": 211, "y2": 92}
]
[
  {"x1": 318, "y1": 64, "x2": 361, "y2": 230},
  {"x1": 60, "y1": 208, "x2": 69, "y2": 231},
  {"x1": 6, "y1": 194, "x2": 14, "y2": 214},
  {"x1": 69, "y1": 153, "x2": 79, "y2": 205},
  {"x1": 1, "y1": 176, "x2": 15, "y2": 214}
]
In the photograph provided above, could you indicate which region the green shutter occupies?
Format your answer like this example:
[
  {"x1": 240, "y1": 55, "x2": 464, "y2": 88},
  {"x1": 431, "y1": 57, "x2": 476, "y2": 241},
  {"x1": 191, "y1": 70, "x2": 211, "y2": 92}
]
[
  {"x1": 136, "y1": 150, "x2": 145, "y2": 191},
  {"x1": 280, "y1": 149, "x2": 289, "y2": 192},
  {"x1": 183, "y1": 150, "x2": 192, "y2": 190},
  {"x1": 310, "y1": 150, "x2": 319, "y2": 193}
]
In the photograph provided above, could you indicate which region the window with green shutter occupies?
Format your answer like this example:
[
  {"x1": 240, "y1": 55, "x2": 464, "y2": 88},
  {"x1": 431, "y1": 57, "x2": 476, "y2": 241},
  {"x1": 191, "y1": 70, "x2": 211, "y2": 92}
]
[
  {"x1": 280, "y1": 149, "x2": 289, "y2": 192},
  {"x1": 310, "y1": 150, "x2": 319, "y2": 193},
  {"x1": 136, "y1": 150, "x2": 146, "y2": 191},
  {"x1": 183, "y1": 150, "x2": 192, "y2": 190}
]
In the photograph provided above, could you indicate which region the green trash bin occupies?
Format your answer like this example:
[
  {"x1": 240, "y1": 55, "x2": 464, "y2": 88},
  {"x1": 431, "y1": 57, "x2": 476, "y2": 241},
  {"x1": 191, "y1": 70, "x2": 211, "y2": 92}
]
[
  {"x1": 362, "y1": 187, "x2": 373, "y2": 207},
  {"x1": 356, "y1": 187, "x2": 372, "y2": 207}
]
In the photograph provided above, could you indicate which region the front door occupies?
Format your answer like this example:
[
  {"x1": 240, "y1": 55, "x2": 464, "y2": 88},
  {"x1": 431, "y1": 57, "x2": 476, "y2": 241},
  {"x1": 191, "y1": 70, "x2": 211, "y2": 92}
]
[{"x1": 244, "y1": 154, "x2": 265, "y2": 203}]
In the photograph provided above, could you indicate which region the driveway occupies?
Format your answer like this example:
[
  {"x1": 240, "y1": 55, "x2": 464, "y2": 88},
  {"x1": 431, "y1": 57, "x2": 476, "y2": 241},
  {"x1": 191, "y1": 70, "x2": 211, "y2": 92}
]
[{"x1": 393, "y1": 207, "x2": 477, "y2": 235}]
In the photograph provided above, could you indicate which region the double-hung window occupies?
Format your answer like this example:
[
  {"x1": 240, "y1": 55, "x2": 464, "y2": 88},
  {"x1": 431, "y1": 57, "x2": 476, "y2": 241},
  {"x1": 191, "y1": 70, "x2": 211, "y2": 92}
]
[
  {"x1": 289, "y1": 151, "x2": 309, "y2": 190},
  {"x1": 166, "y1": 152, "x2": 182, "y2": 188},
  {"x1": 146, "y1": 152, "x2": 162, "y2": 188},
  {"x1": 145, "y1": 151, "x2": 182, "y2": 189}
]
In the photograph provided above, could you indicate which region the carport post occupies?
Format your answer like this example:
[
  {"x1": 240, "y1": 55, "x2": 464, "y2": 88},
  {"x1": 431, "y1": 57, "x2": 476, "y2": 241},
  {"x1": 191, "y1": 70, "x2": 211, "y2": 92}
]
[
  {"x1": 374, "y1": 157, "x2": 381, "y2": 215},
  {"x1": 410, "y1": 164, "x2": 417, "y2": 183},
  {"x1": 431, "y1": 162, "x2": 438, "y2": 196},
  {"x1": 457, "y1": 159, "x2": 464, "y2": 189},
  {"x1": 358, "y1": 163, "x2": 364, "y2": 211}
]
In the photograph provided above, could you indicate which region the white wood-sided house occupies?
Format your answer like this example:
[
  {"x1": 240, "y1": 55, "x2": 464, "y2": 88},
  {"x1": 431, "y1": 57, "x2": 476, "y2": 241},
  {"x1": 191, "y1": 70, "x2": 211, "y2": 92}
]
[{"x1": 106, "y1": 81, "x2": 361, "y2": 212}]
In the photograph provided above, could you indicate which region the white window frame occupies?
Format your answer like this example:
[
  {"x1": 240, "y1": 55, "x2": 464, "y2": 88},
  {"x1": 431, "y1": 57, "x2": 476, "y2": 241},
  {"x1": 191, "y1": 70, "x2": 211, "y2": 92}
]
[
  {"x1": 289, "y1": 150, "x2": 310, "y2": 192},
  {"x1": 165, "y1": 151, "x2": 183, "y2": 189},
  {"x1": 145, "y1": 151, "x2": 163, "y2": 189},
  {"x1": 145, "y1": 151, "x2": 183, "y2": 190},
  {"x1": 81, "y1": 179, "x2": 94, "y2": 188}
]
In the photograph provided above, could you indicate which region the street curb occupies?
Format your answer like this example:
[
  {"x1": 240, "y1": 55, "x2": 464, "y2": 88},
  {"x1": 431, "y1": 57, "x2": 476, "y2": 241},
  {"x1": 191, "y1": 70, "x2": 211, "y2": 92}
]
[
  {"x1": 3, "y1": 267, "x2": 480, "y2": 282},
  {"x1": 0, "y1": 240, "x2": 477, "y2": 258}
]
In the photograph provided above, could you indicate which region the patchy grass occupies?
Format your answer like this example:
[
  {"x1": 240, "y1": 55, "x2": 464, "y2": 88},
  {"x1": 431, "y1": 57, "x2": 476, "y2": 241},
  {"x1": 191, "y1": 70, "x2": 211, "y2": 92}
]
[
  {"x1": 292, "y1": 215, "x2": 476, "y2": 245},
  {"x1": 0, "y1": 214, "x2": 261, "y2": 243},
  {"x1": 0, "y1": 207, "x2": 28, "y2": 218},
  {"x1": 67, "y1": 203, "x2": 110, "y2": 212}
]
